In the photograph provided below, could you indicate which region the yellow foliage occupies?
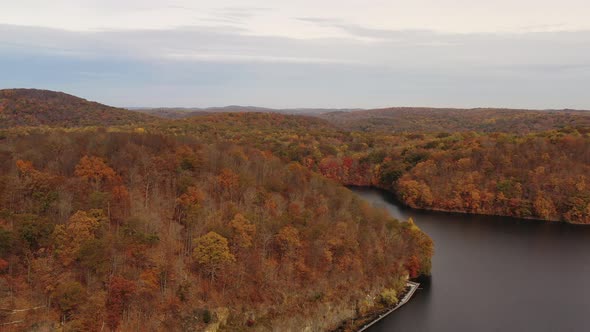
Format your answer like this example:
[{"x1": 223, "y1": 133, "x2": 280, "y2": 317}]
[
  {"x1": 230, "y1": 213, "x2": 256, "y2": 249},
  {"x1": 193, "y1": 232, "x2": 235, "y2": 277}
]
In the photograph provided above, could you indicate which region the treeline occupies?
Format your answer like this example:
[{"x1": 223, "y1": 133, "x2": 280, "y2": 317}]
[{"x1": 0, "y1": 129, "x2": 432, "y2": 330}]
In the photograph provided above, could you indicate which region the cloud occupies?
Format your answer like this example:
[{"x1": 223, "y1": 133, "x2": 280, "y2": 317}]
[
  {"x1": 1, "y1": 23, "x2": 589, "y2": 109},
  {"x1": 3, "y1": 23, "x2": 589, "y2": 67},
  {"x1": 296, "y1": 17, "x2": 434, "y2": 42},
  {"x1": 0, "y1": 24, "x2": 362, "y2": 64}
]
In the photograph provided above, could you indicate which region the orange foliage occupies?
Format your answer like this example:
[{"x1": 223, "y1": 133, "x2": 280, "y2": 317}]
[{"x1": 75, "y1": 156, "x2": 118, "y2": 189}]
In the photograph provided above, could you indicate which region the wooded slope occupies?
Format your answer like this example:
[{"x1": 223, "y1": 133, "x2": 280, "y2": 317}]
[
  {"x1": 320, "y1": 107, "x2": 590, "y2": 133},
  {"x1": 0, "y1": 89, "x2": 155, "y2": 128},
  {"x1": 149, "y1": 113, "x2": 590, "y2": 223},
  {"x1": 0, "y1": 129, "x2": 432, "y2": 330}
]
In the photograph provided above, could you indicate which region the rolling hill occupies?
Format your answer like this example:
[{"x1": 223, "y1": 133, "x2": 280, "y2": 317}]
[
  {"x1": 132, "y1": 106, "x2": 362, "y2": 119},
  {"x1": 0, "y1": 89, "x2": 156, "y2": 128},
  {"x1": 320, "y1": 107, "x2": 590, "y2": 133}
]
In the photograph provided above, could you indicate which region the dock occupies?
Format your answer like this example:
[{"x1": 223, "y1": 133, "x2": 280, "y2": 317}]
[{"x1": 357, "y1": 281, "x2": 420, "y2": 332}]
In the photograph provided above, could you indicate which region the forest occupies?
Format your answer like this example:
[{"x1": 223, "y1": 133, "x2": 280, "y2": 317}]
[
  {"x1": 1, "y1": 87, "x2": 590, "y2": 331},
  {"x1": 0, "y1": 89, "x2": 155, "y2": 128},
  {"x1": 319, "y1": 107, "x2": 590, "y2": 133},
  {"x1": 145, "y1": 112, "x2": 590, "y2": 223},
  {"x1": 0, "y1": 128, "x2": 432, "y2": 330}
]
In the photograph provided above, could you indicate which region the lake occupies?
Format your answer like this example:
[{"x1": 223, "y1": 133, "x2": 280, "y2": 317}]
[{"x1": 351, "y1": 187, "x2": 590, "y2": 332}]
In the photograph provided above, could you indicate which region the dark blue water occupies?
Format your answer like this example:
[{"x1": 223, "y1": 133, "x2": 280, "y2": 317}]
[{"x1": 351, "y1": 187, "x2": 590, "y2": 332}]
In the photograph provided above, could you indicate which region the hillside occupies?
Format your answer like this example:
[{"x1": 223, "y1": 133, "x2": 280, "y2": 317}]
[
  {"x1": 133, "y1": 106, "x2": 361, "y2": 119},
  {"x1": 131, "y1": 108, "x2": 214, "y2": 119},
  {"x1": 3, "y1": 88, "x2": 588, "y2": 223},
  {"x1": 320, "y1": 107, "x2": 590, "y2": 133},
  {"x1": 0, "y1": 89, "x2": 156, "y2": 128},
  {"x1": 157, "y1": 112, "x2": 338, "y2": 137},
  {"x1": 0, "y1": 129, "x2": 432, "y2": 330},
  {"x1": 147, "y1": 113, "x2": 590, "y2": 224},
  {"x1": 131, "y1": 106, "x2": 273, "y2": 119}
]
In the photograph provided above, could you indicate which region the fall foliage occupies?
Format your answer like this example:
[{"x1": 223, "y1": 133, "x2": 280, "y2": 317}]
[
  {"x1": 0, "y1": 89, "x2": 155, "y2": 128},
  {"x1": 0, "y1": 130, "x2": 431, "y2": 330},
  {"x1": 142, "y1": 111, "x2": 590, "y2": 223},
  {"x1": 320, "y1": 107, "x2": 590, "y2": 133},
  {"x1": 3, "y1": 88, "x2": 590, "y2": 330}
]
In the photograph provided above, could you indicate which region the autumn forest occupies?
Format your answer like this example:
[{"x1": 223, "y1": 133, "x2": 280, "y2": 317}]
[{"x1": 1, "y1": 89, "x2": 589, "y2": 331}]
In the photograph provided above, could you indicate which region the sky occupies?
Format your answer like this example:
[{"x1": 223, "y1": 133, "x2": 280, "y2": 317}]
[{"x1": 1, "y1": 0, "x2": 589, "y2": 109}]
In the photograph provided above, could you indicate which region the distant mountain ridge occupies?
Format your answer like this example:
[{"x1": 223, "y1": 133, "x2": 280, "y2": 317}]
[
  {"x1": 131, "y1": 106, "x2": 363, "y2": 119},
  {"x1": 3, "y1": 89, "x2": 590, "y2": 133},
  {"x1": 0, "y1": 89, "x2": 155, "y2": 128},
  {"x1": 319, "y1": 106, "x2": 590, "y2": 132}
]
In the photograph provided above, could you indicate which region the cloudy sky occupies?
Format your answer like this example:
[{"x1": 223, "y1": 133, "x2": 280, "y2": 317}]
[{"x1": 1, "y1": 0, "x2": 589, "y2": 108}]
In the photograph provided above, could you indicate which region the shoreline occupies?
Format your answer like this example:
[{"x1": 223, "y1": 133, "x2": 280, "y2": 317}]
[
  {"x1": 345, "y1": 185, "x2": 575, "y2": 224},
  {"x1": 357, "y1": 281, "x2": 420, "y2": 332},
  {"x1": 331, "y1": 281, "x2": 420, "y2": 332}
]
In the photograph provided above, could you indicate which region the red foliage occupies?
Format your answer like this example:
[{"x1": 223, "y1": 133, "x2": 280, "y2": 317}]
[
  {"x1": 405, "y1": 255, "x2": 421, "y2": 278},
  {"x1": 0, "y1": 258, "x2": 8, "y2": 272},
  {"x1": 106, "y1": 276, "x2": 136, "y2": 331}
]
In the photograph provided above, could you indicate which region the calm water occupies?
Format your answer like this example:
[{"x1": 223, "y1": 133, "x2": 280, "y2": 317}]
[{"x1": 351, "y1": 187, "x2": 590, "y2": 332}]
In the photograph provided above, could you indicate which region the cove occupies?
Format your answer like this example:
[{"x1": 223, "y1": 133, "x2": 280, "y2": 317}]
[{"x1": 350, "y1": 187, "x2": 590, "y2": 332}]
